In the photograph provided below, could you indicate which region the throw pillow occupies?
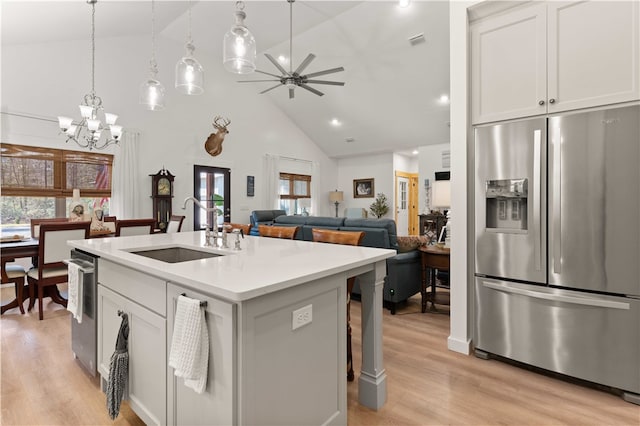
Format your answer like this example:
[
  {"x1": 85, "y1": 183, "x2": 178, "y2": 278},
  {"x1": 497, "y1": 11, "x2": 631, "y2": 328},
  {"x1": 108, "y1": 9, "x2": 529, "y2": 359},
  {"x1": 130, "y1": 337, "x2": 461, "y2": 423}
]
[{"x1": 397, "y1": 235, "x2": 428, "y2": 253}]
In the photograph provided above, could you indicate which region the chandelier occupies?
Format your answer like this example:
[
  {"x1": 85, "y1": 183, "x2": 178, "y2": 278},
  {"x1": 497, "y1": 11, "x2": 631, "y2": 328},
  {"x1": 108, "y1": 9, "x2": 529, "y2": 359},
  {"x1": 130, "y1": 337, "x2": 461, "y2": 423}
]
[{"x1": 58, "y1": 0, "x2": 122, "y2": 150}]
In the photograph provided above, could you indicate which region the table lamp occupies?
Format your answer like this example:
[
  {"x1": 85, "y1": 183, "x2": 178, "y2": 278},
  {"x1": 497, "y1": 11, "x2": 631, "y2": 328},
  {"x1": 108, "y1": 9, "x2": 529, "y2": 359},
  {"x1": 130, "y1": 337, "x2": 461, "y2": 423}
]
[
  {"x1": 298, "y1": 198, "x2": 311, "y2": 216},
  {"x1": 329, "y1": 190, "x2": 344, "y2": 218}
]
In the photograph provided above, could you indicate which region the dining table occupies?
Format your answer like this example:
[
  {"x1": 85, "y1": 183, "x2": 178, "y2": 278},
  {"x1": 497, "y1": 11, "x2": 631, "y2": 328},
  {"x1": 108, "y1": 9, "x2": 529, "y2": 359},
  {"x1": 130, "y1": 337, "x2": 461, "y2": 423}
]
[{"x1": 1, "y1": 229, "x2": 114, "y2": 314}]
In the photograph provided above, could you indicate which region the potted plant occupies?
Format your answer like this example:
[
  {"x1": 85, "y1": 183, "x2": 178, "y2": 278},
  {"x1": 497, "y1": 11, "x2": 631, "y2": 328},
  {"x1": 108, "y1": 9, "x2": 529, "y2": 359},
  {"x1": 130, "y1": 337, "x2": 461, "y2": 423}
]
[{"x1": 369, "y1": 193, "x2": 390, "y2": 218}]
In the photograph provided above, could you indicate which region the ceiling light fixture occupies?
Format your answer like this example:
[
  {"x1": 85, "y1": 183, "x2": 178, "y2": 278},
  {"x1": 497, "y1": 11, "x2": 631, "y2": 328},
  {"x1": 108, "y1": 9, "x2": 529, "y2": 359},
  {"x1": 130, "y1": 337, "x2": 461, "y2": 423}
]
[
  {"x1": 175, "y1": 0, "x2": 204, "y2": 95},
  {"x1": 238, "y1": 0, "x2": 345, "y2": 99},
  {"x1": 57, "y1": 0, "x2": 122, "y2": 151},
  {"x1": 440, "y1": 94, "x2": 450, "y2": 104},
  {"x1": 331, "y1": 118, "x2": 341, "y2": 126},
  {"x1": 399, "y1": 0, "x2": 411, "y2": 8},
  {"x1": 140, "y1": 0, "x2": 165, "y2": 110},
  {"x1": 223, "y1": 1, "x2": 256, "y2": 74}
]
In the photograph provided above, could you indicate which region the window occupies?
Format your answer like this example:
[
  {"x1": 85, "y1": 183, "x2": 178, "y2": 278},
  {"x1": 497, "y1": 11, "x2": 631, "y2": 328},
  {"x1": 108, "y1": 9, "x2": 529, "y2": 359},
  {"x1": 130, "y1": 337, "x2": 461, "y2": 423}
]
[
  {"x1": 1, "y1": 143, "x2": 113, "y2": 235},
  {"x1": 279, "y1": 173, "x2": 311, "y2": 215}
]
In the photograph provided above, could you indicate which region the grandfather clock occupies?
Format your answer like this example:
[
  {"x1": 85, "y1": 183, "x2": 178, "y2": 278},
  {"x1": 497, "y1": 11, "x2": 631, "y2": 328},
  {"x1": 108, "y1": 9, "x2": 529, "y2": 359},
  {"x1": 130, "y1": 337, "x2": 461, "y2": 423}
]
[{"x1": 150, "y1": 168, "x2": 174, "y2": 232}]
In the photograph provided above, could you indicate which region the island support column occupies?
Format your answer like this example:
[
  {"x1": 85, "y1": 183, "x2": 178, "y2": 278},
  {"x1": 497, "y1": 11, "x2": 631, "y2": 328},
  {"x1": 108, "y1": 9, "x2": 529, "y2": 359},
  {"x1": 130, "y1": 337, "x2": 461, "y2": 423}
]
[{"x1": 357, "y1": 260, "x2": 387, "y2": 409}]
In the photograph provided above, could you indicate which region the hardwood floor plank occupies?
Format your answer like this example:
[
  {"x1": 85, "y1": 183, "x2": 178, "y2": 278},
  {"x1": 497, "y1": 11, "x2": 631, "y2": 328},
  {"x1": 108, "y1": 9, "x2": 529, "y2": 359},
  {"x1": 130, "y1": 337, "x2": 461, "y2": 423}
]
[{"x1": 2, "y1": 287, "x2": 639, "y2": 425}]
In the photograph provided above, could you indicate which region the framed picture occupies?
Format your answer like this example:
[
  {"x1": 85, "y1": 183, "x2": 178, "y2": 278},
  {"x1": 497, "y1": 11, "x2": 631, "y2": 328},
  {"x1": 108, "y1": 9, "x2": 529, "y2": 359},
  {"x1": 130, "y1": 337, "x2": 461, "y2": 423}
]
[
  {"x1": 247, "y1": 175, "x2": 255, "y2": 197},
  {"x1": 353, "y1": 178, "x2": 374, "y2": 198}
]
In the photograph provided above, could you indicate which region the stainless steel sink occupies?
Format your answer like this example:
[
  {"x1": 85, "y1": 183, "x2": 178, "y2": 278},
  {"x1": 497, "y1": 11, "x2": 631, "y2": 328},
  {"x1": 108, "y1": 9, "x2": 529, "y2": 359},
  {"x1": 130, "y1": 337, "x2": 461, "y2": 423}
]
[{"x1": 129, "y1": 247, "x2": 222, "y2": 263}]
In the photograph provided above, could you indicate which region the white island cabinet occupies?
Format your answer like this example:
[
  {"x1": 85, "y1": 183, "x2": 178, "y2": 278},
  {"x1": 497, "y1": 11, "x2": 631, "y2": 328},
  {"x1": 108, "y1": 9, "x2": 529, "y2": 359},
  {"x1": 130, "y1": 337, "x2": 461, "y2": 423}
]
[{"x1": 70, "y1": 231, "x2": 394, "y2": 426}]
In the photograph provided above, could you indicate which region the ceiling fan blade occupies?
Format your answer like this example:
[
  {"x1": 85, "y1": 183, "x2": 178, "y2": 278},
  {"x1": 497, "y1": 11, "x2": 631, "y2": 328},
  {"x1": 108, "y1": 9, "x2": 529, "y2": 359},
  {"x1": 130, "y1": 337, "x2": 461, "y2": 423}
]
[
  {"x1": 260, "y1": 84, "x2": 284, "y2": 94},
  {"x1": 304, "y1": 80, "x2": 345, "y2": 86},
  {"x1": 264, "y1": 53, "x2": 290, "y2": 76},
  {"x1": 289, "y1": 88, "x2": 295, "y2": 99},
  {"x1": 293, "y1": 53, "x2": 316, "y2": 75},
  {"x1": 237, "y1": 79, "x2": 281, "y2": 83},
  {"x1": 255, "y1": 69, "x2": 285, "y2": 79},
  {"x1": 299, "y1": 83, "x2": 324, "y2": 97},
  {"x1": 304, "y1": 67, "x2": 345, "y2": 79}
]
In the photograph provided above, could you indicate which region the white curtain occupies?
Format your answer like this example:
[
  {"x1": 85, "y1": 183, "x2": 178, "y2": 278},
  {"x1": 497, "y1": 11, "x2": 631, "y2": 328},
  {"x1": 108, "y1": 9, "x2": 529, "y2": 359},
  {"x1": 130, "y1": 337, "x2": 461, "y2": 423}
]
[
  {"x1": 311, "y1": 161, "x2": 320, "y2": 215},
  {"x1": 265, "y1": 154, "x2": 281, "y2": 209},
  {"x1": 111, "y1": 131, "x2": 140, "y2": 219}
]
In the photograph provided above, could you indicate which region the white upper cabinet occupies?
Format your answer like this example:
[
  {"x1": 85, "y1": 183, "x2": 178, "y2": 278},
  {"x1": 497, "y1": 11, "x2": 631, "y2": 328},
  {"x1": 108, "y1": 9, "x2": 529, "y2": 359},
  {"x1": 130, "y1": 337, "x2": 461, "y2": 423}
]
[{"x1": 471, "y1": 1, "x2": 640, "y2": 124}]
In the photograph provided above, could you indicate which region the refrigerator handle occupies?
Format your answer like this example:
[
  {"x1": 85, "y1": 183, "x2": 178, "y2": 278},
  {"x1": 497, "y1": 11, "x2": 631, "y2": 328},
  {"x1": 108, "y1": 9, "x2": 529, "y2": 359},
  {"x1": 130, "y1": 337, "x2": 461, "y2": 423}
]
[
  {"x1": 481, "y1": 281, "x2": 630, "y2": 310},
  {"x1": 533, "y1": 130, "x2": 542, "y2": 271},
  {"x1": 552, "y1": 125, "x2": 562, "y2": 274}
]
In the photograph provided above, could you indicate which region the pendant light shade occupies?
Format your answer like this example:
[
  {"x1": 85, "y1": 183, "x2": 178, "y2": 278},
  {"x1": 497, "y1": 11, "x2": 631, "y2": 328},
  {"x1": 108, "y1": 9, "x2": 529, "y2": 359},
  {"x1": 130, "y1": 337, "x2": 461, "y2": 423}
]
[
  {"x1": 139, "y1": 77, "x2": 165, "y2": 111},
  {"x1": 223, "y1": 1, "x2": 256, "y2": 74},
  {"x1": 175, "y1": 52, "x2": 204, "y2": 95},
  {"x1": 175, "y1": 2, "x2": 204, "y2": 95},
  {"x1": 140, "y1": 0, "x2": 165, "y2": 110}
]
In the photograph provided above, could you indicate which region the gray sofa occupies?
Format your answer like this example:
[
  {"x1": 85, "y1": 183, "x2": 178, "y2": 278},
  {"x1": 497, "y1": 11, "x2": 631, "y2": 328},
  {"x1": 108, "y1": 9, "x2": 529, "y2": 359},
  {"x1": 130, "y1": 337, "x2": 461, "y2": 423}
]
[{"x1": 250, "y1": 211, "x2": 422, "y2": 314}]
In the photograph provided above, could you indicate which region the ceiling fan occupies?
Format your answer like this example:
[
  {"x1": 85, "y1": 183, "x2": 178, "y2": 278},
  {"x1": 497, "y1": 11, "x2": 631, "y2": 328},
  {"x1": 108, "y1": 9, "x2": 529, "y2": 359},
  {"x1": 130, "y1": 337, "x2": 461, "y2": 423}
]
[{"x1": 238, "y1": 0, "x2": 345, "y2": 99}]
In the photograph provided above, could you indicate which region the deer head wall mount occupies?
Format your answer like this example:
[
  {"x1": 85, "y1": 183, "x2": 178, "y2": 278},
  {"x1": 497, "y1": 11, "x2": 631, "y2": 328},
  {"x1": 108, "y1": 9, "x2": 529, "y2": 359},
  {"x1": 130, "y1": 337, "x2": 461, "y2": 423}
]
[{"x1": 204, "y1": 116, "x2": 231, "y2": 157}]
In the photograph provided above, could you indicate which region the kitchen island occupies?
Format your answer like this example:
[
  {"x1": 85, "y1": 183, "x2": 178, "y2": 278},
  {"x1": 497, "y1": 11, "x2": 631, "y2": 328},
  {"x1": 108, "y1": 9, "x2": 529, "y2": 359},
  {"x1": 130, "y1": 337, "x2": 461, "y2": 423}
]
[{"x1": 69, "y1": 231, "x2": 395, "y2": 425}]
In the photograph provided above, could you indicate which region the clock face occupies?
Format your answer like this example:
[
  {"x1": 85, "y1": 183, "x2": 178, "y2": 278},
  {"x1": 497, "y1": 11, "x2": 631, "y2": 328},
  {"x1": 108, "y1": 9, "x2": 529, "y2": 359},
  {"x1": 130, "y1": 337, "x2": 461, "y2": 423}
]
[{"x1": 157, "y1": 177, "x2": 171, "y2": 195}]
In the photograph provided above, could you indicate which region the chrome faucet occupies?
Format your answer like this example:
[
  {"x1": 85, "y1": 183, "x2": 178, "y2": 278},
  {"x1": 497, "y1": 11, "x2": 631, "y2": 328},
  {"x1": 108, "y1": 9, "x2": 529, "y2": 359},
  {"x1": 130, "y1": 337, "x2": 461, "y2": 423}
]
[{"x1": 182, "y1": 196, "x2": 219, "y2": 247}]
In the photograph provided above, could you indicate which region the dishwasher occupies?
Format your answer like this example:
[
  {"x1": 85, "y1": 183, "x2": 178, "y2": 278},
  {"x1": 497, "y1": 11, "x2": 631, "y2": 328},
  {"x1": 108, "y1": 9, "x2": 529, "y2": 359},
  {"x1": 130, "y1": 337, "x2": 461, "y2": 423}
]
[{"x1": 67, "y1": 249, "x2": 99, "y2": 376}]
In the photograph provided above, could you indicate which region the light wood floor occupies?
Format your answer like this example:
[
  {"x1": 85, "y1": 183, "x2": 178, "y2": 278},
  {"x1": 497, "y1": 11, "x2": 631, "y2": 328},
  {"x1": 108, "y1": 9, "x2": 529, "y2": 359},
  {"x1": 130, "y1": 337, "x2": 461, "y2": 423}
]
[{"x1": 1, "y1": 286, "x2": 639, "y2": 425}]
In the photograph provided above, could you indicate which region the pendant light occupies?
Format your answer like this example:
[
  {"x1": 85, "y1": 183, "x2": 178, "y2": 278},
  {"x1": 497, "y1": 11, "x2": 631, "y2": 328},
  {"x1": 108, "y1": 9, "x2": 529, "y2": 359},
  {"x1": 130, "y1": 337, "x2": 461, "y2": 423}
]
[
  {"x1": 175, "y1": 1, "x2": 204, "y2": 95},
  {"x1": 140, "y1": 0, "x2": 165, "y2": 110},
  {"x1": 223, "y1": 1, "x2": 256, "y2": 74}
]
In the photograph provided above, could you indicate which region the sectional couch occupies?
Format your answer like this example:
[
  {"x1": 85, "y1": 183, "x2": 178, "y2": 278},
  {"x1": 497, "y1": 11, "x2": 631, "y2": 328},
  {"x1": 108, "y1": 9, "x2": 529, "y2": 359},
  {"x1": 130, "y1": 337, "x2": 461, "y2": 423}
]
[{"x1": 249, "y1": 210, "x2": 422, "y2": 314}]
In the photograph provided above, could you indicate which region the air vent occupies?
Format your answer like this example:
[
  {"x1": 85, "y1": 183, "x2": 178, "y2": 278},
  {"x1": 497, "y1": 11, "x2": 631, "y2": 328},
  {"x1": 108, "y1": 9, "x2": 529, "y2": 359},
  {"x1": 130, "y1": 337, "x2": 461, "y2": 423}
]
[{"x1": 408, "y1": 33, "x2": 425, "y2": 46}]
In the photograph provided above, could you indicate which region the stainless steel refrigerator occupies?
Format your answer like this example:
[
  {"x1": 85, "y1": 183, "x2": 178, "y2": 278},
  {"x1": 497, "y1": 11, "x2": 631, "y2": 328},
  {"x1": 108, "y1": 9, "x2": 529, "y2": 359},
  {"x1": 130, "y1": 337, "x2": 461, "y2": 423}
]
[{"x1": 473, "y1": 104, "x2": 640, "y2": 403}]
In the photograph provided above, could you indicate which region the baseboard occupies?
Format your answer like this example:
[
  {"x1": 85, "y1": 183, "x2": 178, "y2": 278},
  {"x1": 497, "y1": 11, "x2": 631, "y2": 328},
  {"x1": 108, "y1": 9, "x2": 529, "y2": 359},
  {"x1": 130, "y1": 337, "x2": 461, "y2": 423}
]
[{"x1": 447, "y1": 336, "x2": 471, "y2": 355}]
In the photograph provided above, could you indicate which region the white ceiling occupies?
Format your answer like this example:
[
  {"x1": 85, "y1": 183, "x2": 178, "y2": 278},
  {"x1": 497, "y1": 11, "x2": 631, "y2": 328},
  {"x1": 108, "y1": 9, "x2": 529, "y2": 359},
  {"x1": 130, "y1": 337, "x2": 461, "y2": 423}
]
[{"x1": 1, "y1": 0, "x2": 450, "y2": 159}]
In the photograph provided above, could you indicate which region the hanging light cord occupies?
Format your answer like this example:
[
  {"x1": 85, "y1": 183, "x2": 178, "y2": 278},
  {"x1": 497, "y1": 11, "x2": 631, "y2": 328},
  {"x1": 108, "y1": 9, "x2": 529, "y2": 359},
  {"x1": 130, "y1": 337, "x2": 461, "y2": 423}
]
[
  {"x1": 149, "y1": 0, "x2": 158, "y2": 77},
  {"x1": 85, "y1": 0, "x2": 102, "y2": 109},
  {"x1": 186, "y1": 0, "x2": 194, "y2": 53},
  {"x1": 289, "y1": 0, "x2": 293, "y2": 73}
]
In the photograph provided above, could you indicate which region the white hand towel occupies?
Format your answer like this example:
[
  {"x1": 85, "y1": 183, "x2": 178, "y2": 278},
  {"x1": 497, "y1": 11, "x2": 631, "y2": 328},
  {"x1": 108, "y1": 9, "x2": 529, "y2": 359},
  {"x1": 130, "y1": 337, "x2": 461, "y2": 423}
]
[
  {"x1": 66, "y1": 262, "x2": 83, "y2": 323},
  {"x1": 169, "y1": 295, "x2": 209, "y2": 394}
]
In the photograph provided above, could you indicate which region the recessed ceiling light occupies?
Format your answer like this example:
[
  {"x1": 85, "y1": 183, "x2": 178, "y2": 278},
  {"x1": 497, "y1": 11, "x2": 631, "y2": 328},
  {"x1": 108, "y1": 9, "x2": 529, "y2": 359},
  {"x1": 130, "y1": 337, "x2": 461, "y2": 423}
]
[
  {"x1": 412, "y1": 149, "x2": 419, "y2": 155},
  {"x1": 330, "y1": 118, "x2": 342, "y2": 126},
  {"x1": 439, "y1": 94, "x2": 450, "y2": 104},
  {"x1": 278, "y1": 55, "x2": 288, "y2": 64},
  {"x1": 398, "y1": 0, "x2": 410, "y2": 8}
]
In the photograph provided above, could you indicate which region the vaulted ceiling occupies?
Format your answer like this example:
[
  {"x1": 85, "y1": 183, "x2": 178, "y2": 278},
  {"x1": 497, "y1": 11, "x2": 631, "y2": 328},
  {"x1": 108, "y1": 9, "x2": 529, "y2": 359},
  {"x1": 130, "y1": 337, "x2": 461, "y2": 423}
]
[{"x1": 1, "y1": 0, "x2": 450, "y2": 159}]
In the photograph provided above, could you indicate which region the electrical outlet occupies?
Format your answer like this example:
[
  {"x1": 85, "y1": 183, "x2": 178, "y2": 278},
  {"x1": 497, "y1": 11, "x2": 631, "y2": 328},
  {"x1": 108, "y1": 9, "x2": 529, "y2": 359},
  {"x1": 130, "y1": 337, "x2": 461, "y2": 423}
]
[{"x1": 292, "y1": 304, "x2": 312, "y2": 330}]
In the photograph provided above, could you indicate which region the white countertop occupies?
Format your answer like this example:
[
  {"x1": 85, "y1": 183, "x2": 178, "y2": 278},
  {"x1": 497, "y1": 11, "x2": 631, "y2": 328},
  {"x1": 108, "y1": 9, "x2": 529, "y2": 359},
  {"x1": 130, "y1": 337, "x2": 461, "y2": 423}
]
[{"x1": 68, "y1": 231, "x2": 396, "y2": 302}]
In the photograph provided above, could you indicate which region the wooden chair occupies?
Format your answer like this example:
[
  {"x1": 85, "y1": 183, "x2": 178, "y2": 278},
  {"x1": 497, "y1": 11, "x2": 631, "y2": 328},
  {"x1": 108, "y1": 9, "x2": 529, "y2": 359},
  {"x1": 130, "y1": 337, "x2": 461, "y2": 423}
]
[
  {"x1": 166, "y1": 215, "x2": 185, "y2": 233},
  {"x1": 30, "y1": 217, "x2": 69, "y2": 239},
  {"x1": 27, "y1": 221, "x2": 91, "y2": 320},
  {"x1": 1, "y1": 262, "x2": 27, "y2": 315},
  {"x1": 258, "y1": 225, "x2": 299, "y2": 239},
  {"x1": 312, "y1": 228, "x2": 365, "y2": 382},
  {"x1": 103, "y1": 216, "x2": 117, "y2": 233},
  {"x1": 223, "y1": 222, "x2": 251, "y2": 236},
  {"x1": 115, "y1": 218, "x2": 156, "y2": 237}
]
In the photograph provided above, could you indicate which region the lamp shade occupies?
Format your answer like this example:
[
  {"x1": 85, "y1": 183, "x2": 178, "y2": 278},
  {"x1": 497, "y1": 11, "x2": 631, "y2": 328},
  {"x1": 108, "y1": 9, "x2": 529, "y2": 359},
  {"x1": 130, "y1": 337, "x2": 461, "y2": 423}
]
[
  {"x1": 329, "y1": 191, "x2": 344, "y2": 203},
  {"x1": 432, "y1": 180, "x2": 451, "y2": 208}
]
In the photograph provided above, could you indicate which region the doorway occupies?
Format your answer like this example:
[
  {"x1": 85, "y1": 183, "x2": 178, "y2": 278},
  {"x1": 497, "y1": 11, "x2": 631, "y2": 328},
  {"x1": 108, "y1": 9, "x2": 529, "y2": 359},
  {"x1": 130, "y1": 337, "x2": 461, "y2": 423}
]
[
  {"x1": 193, "y1": 165, "x2": 230, "y2": 231},
  {"x1": 395, "y1": 171, "x2": 419, "y2": 235}
]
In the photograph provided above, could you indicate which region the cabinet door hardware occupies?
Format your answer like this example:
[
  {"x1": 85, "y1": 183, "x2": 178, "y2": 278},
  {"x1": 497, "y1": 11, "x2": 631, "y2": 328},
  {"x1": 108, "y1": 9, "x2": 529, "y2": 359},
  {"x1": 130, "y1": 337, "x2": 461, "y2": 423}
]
[{"x1": 180, "y1": 293, "x2": 208, "y2": 307}]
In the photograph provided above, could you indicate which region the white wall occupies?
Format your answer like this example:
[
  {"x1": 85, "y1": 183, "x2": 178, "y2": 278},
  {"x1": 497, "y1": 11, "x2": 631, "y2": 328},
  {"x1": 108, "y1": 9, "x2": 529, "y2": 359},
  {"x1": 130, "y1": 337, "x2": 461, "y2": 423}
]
[
  {"x1": 1, "y1": 34, "x2": 339, "y2": 228},
  {"x1": 336, "y1": 153, "x2": 394, "y2": 218}
]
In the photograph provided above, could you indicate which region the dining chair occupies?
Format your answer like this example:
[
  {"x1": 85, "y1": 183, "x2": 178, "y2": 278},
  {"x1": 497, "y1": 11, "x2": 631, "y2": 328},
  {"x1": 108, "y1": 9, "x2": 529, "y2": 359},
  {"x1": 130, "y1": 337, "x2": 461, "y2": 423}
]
[
  {"x1": 103, "y1": 216, "x2": 117, "y2": 233},
  {"x1": 311, "y1": 228, "x2": 365, "y2": 382},
  {"x1": 115, "y1": 219, "x2": 156, "y2": 237},
  {"x1": 258, "y1": 225, "x2": 299, "y2": 240},
  {"x1": 30, "y1": 217, "x2": 69, "y2": 239},
  {"x1": 1, "y1": 262, "x2": 27, "y2": 315},
  {"x1": 27, "y1": 221, "x2": 91, "y2": 320},
  {"x1": 223, "y1": 222, "x2": 251, "y2": 236},
  {"x1": 166, "y1": 215, "x2": 185, "y2": 233}
]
